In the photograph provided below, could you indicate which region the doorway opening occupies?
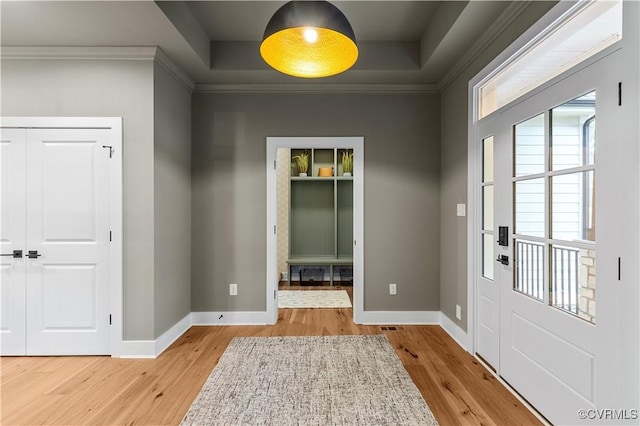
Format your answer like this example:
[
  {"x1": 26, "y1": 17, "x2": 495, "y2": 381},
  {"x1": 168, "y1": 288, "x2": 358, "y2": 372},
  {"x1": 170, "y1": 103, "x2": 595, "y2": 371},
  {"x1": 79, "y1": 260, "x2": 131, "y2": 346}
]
[
  {"x1": 266, "y1": 137, "x2": 364, "y2": 324},
  {"x1": 276, "y1": 147, "x2": 354, "y2": 314}
]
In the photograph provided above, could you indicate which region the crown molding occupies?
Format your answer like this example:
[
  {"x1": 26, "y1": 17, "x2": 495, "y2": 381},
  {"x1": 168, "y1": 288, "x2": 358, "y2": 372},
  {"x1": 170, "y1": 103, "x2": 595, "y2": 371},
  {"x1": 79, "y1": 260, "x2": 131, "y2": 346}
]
[
  {"x1": 0, "y1": 46, "x2": 158, "y2": 61},
  {"x1": 193, "y1": 83, "x2": 439, "y2": 94},
  {"x1": 153, "y1": 47, "x2": 195, "y2": 93},
  {"x1": 438, "y1": 1, "x2": 532, "y2": 92},
  {"x1": 0, "y1": 45, "x2": 195, "y2": 93}
]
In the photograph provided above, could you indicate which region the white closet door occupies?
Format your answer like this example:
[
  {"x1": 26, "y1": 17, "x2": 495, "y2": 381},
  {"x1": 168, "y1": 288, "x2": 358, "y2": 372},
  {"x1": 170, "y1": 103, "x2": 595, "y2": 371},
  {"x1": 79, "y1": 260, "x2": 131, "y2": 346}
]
[
  {"x1": 0, "y1": 129, "x2": 27, "y2": 355},
  {"x1": 25, "y1": 129, "x2": 111, "y2": 355}
]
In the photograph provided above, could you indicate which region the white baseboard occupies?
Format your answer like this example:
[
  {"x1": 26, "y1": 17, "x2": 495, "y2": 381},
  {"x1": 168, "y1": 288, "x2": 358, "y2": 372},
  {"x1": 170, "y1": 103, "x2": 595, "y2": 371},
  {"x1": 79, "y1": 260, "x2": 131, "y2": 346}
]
[
  {"x1": 116, "y1": 313, "x2": 192, "y2": 358},
  {"x1": 117, "y1": 312, "x2": 268, "y2": 358},
  {"x1": 155, "y1": 312, "x2": 192, "y2": 355},
  {"x1": 191, "y1": 311, "x2": 269, "y2": 325},
  {"x1": 357, "y1": 311, "x2": 441, "y2": 325},
  {"x1": 117, "y1": 340, "x2": 156, "y2": 358},
  {"x1": 116, "y1": 310, "x2": 472, "y2": 358},
  {"x1": 356, "y1": 310, "x2": 472, "y2": 353},
  {"x1": 439, "y1": 312, "x2": 472, "y2": 352}
]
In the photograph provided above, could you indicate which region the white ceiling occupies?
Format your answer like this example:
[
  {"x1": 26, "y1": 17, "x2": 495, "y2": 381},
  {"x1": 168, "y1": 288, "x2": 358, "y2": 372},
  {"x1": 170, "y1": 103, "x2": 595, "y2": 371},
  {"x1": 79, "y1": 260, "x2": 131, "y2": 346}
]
[{"x1": 0, "y1": 1, "x2": 530, "y2": 86}]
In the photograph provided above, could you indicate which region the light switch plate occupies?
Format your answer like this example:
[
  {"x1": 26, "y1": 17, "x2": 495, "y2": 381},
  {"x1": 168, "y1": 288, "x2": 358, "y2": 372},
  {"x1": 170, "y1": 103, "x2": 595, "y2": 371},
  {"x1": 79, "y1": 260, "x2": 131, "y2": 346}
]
[{"x1": 456, "y1": 203, "x2": 466, "y2": 217}]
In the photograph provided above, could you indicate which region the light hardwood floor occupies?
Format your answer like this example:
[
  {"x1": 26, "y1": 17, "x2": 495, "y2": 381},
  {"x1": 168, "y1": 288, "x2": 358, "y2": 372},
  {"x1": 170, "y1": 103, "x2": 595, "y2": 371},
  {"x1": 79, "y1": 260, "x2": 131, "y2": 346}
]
[{"x1": 1, "y1": 297, "x2": 541, "y2": 425}]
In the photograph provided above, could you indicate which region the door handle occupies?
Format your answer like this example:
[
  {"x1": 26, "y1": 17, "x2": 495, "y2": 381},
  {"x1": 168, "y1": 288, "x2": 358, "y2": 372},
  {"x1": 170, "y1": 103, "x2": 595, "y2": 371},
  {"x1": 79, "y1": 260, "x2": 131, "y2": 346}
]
[
  {"x1": 0, "y1": 250, "x2": 23, "y2": 258},
  {"x1": 496, "y1": 255, "x2": 509, "y2": 265},
  {"x1": 27, "y1": 250, "x2": 42, "y2": 259}
]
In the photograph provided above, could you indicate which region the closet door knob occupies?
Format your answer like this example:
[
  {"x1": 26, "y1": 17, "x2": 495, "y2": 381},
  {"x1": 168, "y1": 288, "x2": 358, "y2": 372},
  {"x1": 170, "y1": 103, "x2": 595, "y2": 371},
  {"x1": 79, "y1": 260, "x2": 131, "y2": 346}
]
[
  {"x1": 0, "y1": 250, "x2": 22, "y2": 258},
  {"x1": 27, "y1": 250, "x2": 42, "y2": 259}
]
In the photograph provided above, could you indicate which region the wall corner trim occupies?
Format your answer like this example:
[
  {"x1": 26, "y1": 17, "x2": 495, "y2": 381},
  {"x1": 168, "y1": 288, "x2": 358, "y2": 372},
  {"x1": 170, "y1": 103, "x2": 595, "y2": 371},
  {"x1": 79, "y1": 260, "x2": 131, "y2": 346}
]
[
  {"x1": 153, "y1": 47, "x2": 195, "y2": 93},
  {"x1": 439, "y1": 312, "x2": 472, "y2": 352},
  {"x1": 154, "y1": 312, "x2": 193, "y2": 355},
  {"x1": 116, "y1": 312, "x2": 193, "y2": 359}
]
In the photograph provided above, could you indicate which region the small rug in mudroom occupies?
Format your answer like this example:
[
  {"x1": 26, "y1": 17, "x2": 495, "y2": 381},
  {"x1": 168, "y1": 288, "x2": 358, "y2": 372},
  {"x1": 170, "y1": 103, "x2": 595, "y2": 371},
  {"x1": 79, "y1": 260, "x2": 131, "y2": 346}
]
[
  {"x1": 181, "y1": 335, "x2": 438, "y2": 426},
  {"x1": 278, "y1": 290, "x2": 352, "y2": 308}
]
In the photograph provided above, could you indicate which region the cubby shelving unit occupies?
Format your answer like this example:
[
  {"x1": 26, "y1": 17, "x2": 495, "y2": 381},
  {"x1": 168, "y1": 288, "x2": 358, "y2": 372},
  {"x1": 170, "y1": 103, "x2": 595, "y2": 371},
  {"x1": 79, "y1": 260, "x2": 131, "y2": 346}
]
[{"x1": 288, "y1": 148, "x2": 353, "y2": 286}]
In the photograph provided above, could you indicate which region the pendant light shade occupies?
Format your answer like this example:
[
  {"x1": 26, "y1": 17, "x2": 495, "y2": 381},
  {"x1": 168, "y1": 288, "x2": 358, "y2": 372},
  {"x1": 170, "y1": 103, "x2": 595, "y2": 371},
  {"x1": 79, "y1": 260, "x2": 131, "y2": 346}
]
[{"x1": 260, "y1": 1, "x2": 358, "y2": 78}]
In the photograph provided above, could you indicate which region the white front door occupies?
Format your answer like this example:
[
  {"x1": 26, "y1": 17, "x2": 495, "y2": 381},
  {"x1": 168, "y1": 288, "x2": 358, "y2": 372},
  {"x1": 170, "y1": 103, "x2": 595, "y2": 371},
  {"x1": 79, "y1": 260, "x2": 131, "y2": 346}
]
[
  {"x1": 0, "y1": 129, "x2": 27, "y2": 355},
  {"x1": 1, "y1": 128, "x2": 111, "y2": 355},
  {"x1": 491, "y1": 51, "x2": 623, "y2": 424}
]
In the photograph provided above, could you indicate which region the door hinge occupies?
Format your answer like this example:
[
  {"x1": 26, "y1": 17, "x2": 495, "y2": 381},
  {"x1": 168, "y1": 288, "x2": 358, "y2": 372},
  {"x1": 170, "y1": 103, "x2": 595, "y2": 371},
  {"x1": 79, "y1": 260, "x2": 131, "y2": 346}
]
[
  {"x1": 274, "y1": 225, "x2": 277, "y2": 234},
  {"x1": 274, "y1": 160, "x2": 277, "y2": 170},
  {"x1": 109, "y1": 314, "x2": 112, "y2": 325},
  {"x1": 274, "y1": 290, "x2": 276, "y2": 299},
  {"x1": 102, "y1": 145, "x2": 114, "y2": 158},
  {"x1": 109, "y1": 231, "x2": 112, "y2": 242},
  {"x1": 618, "y1": 82, "x2": 622, "y2": 106}
]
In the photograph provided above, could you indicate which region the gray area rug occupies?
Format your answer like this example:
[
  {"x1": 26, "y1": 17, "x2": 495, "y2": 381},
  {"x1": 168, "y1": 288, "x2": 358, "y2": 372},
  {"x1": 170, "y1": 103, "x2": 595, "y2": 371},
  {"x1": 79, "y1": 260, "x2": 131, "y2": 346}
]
[
  {"x1": 278, "y1": 290, "x2": 352, "y2": 308},
  {"x1": 182, "y1": 335, "x2": 438, "y2": 425}
]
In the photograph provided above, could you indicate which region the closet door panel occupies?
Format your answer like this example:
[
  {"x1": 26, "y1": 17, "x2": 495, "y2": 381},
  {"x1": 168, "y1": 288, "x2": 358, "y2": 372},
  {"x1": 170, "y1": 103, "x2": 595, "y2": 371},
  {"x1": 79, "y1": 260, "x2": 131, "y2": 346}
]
[
  {"x1": 25, "y1": 128, "x2": 111, "y2": 355},
  {"x1": 0, "y1": 129, "x2": 27, "y2": 355}
]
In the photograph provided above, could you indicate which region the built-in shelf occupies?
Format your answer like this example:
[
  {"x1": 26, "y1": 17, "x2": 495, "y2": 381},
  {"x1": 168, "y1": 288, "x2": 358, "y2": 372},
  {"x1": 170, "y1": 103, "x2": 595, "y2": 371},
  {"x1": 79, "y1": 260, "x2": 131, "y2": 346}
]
[
  {"x1": 291, "y1": 177, "x2": 335, "y2": 181},
  {"x1": 287, "y1": 257, "x2": 353, "y2": 265},
  {"x1": 290, "y1": 148, "x2": 354, "y2": 178},
  {"x1": 288, "y1": 148, "x2": 354, "y2": 286},
  {"x1": 290, "y1": 176, "x2": 353, "y2": 181}
]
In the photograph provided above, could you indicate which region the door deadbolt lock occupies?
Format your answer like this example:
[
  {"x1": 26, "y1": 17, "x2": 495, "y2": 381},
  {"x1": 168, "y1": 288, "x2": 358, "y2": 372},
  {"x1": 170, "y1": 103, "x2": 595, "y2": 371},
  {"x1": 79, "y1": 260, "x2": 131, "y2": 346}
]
[
  {"x1": 27, "y1": 250, "x2": 42, "y2": 259},
  {"x1": 496, "y1": 255, "x2": 509, "y2": 265},
  {"x1": 497, "y1": 226, "x2": 509, "y2": 246}
]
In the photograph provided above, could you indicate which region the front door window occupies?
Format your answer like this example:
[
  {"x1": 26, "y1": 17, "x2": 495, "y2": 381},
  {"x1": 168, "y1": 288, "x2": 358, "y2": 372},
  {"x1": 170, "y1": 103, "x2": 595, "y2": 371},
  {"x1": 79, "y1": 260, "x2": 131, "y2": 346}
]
[{"x1": 513, "y1": 92, "x2": 597, "y2": 323}]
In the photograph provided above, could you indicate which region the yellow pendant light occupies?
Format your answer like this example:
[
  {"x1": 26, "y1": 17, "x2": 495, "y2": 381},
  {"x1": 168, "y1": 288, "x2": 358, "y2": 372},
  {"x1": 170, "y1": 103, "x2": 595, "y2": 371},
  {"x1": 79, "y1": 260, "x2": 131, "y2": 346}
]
[{"x1": 260, "y1": 1, "x2": 358, "y2": 78}]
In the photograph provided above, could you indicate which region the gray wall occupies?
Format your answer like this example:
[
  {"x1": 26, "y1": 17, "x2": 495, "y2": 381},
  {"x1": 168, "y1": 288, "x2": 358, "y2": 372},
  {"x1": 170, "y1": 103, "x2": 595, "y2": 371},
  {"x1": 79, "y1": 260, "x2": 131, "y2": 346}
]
[
  {"x1": 153, "y1": 63, "x2": 192, "y2": 337},
  {"x1": 1, "y1": 59, "x2": 156, "y2": 340},
  {"x1": 192, "y1": 92, "x2": 441, "y2": 312},
  {"x1": 439, "y1": 1, "x2": 557, "y2": 330}
]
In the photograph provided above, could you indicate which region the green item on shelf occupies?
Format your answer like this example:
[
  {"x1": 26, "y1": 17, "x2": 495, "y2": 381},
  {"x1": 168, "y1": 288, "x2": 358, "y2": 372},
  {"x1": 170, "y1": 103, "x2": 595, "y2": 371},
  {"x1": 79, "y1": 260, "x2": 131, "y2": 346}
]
[
  {"x1": 292, "y1": 152, "x2": 310, "y2": 174},
  {"x1": 341, "y1": 150, "x2": 353, "y2": 174}
]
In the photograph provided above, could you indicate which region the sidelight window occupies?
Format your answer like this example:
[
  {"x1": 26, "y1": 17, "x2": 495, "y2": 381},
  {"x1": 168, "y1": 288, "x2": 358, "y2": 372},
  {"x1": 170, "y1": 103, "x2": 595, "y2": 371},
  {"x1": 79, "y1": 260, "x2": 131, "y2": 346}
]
[{"x1": 481, "y1": 136, "x2": 494, "y2": 280}]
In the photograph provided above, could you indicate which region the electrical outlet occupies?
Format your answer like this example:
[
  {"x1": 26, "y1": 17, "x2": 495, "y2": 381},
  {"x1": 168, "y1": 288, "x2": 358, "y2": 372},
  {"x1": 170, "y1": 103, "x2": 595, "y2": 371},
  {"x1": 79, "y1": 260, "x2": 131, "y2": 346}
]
[
  {"x1": 389, "y1": 283, "x2": 397, "y2": 295},
  {"x1": 456, "y1": 304, "x2": 462, "y2": 320},
  {"x1": 229, "y1": 283, "x2": 238, "y2": 296}
]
